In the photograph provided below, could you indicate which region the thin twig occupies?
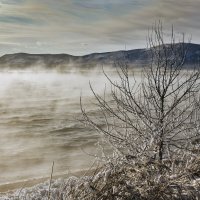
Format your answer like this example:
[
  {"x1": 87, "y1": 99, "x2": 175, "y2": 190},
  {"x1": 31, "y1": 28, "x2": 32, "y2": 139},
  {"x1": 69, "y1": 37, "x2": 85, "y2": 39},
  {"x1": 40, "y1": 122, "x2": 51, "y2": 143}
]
[{"x1": 48, "y1": 161, "x2": 54, "y2": 200}]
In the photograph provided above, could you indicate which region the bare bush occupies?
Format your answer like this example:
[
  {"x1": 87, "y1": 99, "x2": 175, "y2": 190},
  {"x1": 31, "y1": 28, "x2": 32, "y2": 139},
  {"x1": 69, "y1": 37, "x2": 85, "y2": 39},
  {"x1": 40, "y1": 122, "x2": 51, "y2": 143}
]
[
  {"x1": 81, "y1": 23, "x2": 200, "y2": 163},
  {"x1": 79, "y1": 23, "x2": 200, "y2": 199}
]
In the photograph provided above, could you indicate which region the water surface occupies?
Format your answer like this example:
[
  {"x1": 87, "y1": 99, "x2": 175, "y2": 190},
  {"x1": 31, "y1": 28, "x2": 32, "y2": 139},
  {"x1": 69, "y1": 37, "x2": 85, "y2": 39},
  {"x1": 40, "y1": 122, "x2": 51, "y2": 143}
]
[{"x1": 0, "y1": 70, "x2": 115, "y2": 187}]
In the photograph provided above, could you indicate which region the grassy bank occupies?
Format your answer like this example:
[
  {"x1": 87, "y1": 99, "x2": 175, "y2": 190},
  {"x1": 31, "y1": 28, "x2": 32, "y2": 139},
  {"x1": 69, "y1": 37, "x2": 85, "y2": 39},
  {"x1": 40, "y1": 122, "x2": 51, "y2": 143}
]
[{"x1": 0, "y1": 156, "x2": 199, "y2": 199}]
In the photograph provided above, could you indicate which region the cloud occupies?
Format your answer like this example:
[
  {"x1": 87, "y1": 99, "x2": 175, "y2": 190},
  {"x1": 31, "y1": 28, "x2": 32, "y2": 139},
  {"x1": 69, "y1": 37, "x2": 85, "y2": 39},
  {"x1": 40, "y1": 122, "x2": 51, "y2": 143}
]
[
  {"x1": 0, "y1": 0, "x2": 25, "y2": 5},
  {"x1": 0, "y1": 0, "x2": 199, "y2": 55},
  {"x1": 0, "y1": 15, "x2": 43, "y2": 25}
]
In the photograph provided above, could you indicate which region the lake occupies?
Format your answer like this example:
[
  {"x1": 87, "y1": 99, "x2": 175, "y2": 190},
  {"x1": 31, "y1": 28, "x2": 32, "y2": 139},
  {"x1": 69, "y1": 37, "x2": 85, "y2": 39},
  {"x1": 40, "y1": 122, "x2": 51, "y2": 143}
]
[{"x1": 0, "y1": 69, "x2": 121, "y2": 189}]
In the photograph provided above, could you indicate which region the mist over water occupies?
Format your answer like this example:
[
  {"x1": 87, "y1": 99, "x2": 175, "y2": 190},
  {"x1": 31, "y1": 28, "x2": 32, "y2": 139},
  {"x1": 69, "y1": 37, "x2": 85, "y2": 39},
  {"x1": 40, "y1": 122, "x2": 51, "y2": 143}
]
[{"x1": 0, "y1": 69, "x2": 122, "y2": 187}]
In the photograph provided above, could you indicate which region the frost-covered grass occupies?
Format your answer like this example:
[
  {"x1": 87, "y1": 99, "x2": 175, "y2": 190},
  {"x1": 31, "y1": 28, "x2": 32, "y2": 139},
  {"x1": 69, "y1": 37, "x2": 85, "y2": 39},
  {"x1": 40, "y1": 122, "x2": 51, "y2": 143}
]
[{"x1": 1, "y1": 155, "x2": 199, "y2": 200}]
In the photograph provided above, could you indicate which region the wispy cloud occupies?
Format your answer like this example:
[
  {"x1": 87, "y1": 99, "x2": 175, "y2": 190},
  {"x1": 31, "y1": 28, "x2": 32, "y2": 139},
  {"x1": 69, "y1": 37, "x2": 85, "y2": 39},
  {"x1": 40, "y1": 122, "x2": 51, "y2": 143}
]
[
  {"x1": 0, "y1": 0, "x2": 199, "y2": 55},
  {"x1": 0, "y1": 0, "x2": 25, "y2": 5}
]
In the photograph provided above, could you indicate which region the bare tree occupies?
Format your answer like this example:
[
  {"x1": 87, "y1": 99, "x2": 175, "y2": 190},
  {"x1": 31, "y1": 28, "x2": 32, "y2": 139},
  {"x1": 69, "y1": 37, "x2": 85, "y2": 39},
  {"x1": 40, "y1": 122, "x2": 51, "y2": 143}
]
[{"x1": 81, "y1": 23, "x2": 200, "y2": 165}]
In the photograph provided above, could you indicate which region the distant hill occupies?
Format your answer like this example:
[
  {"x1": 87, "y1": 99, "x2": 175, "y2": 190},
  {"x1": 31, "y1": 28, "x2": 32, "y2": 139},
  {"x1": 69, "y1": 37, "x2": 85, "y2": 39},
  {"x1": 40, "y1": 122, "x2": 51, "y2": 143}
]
[{"x1": 0, "y1": 43, "x2": 199, "y2": 70}]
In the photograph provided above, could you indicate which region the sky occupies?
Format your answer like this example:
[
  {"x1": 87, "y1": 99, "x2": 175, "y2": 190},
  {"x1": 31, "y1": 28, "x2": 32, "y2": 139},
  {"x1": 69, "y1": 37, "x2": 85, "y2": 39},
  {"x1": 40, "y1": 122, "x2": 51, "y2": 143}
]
[{"x1": 0, "y1": 0, "x2": 199, "y2": 55}]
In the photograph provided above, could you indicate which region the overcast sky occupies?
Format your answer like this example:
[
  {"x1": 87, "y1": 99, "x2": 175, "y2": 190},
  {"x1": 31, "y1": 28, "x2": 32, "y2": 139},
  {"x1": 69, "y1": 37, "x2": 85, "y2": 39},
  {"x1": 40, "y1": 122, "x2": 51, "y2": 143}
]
[{"x1": 0, "y1": 0, "x2": 199, "y2": 55}]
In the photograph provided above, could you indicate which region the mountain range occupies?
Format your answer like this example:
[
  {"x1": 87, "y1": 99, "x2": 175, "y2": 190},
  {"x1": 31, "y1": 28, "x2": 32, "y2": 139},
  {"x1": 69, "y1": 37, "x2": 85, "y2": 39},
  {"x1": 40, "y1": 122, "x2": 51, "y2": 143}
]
[{"x1": 0, "y1": 43, "x2": 199, "y2": 70}]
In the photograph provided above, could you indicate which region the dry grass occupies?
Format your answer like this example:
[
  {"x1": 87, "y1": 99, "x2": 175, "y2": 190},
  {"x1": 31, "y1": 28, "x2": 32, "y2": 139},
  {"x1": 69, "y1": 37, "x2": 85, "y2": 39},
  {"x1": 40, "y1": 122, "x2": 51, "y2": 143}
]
[
  {"x1": 63, "y1": 155, "x2": 200, "y2": 200},
  {"x1": 2, "y1": 154, "x2": 199, "y2": 200}
]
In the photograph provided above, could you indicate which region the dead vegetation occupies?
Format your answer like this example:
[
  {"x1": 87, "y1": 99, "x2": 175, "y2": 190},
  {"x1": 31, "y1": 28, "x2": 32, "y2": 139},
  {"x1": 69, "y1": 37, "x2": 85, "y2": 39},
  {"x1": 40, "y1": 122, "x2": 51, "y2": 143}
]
[
  {"x1": 3, "y1": 154, "x2": 199, "y2": 200},
  {"x1": 62, "y1": 154, "x2": 200, "y2": 200},
  {"x1": 78, "y1": 22, "x2": 200, "y2": 200}
]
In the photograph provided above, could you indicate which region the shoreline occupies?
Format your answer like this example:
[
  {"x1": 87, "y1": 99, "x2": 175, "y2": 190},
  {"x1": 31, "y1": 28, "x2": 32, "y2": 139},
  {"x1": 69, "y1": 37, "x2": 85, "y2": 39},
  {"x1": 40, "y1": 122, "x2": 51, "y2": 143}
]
[{"x1": 0, "y1": 168, "x2": 93, "y2": 195}]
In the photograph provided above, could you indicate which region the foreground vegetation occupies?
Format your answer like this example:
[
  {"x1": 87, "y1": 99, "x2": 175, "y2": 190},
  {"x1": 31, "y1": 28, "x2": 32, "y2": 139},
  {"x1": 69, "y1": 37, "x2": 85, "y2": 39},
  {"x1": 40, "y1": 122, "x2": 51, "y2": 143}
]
[
  {"x1": 2, "y1": 155, "x2": 199, "y2": 199},
  {"x1": 79, "y1": 23, "x2": 200, "y2": 200}
]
